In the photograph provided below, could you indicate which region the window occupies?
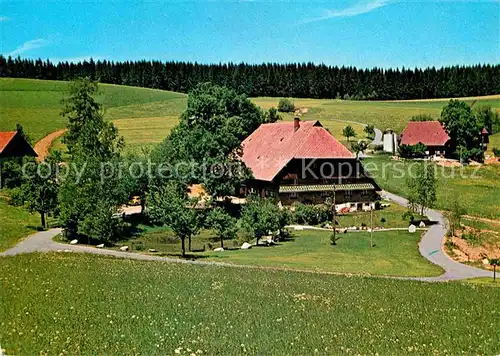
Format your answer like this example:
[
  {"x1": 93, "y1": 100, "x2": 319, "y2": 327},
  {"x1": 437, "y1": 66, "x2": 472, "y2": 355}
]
[{"x1": 344, "y1": 190, "x2": 352, "y2": 199}]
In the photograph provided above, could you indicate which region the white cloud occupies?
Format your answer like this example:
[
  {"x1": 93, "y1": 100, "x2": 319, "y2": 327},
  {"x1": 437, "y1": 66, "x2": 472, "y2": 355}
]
[
  {"x1": 0, "y1": 16, "x2": 8, "y2": 22},
  {"x1": 301, "y1": 0, "x2": 390, "y2": 24},
  {"x1": 7, "y1": 38, "x2": 49, "y2": 56}
]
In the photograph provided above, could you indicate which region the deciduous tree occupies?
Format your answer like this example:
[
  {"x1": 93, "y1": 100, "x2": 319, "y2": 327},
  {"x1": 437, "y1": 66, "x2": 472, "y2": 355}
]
[
  {"x1": 206, "y1": 207, "x2": 238, "y2": 248},
  {"x1": 343, "y1": 125, "x2": 356, "y2": 142},
  {"x1": 406, "y1": 162, "x2": 437, "y2": 217},
  {"x1": 148, "y1": 181, "x2": 200, "y2": 257},
  {"x1": 241, "y1": 195, "x2": 282, "y2": 245}
]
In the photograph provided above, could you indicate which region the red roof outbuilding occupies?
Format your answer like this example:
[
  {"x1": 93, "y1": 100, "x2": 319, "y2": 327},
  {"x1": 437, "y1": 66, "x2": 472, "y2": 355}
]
[
  {"x1": 400, "y1": 121, "x2": 450, "y2": 147},
  {"x1": 240, "y1": 120, "x2": 354, "y2": 181}
]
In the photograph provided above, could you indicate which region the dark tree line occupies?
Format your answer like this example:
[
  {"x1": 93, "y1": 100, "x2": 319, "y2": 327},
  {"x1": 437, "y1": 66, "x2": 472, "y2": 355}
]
[{"x1": 0, "y1": 55, "x2": 498, "y2": 100}]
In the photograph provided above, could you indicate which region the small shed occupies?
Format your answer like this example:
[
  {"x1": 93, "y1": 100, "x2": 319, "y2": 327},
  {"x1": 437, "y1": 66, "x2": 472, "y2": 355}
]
[{"x1": 0, "y1": 131, "x2": 38, "y2": 188}]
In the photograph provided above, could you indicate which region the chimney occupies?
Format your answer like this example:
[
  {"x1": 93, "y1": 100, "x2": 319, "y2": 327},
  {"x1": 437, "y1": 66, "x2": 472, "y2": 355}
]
[{"x1": 293, "y1": 117, "x2": 300, "y2": 132}]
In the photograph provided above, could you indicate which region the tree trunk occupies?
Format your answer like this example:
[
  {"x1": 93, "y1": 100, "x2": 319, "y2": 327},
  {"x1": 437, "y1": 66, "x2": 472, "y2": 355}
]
[
  {"x1": 220, "y1": 236, "x2": 224, "y2": 249},
  {"x1": 140, "y1": 195, "x2": 145, "y2": 214},
  {"x1": 421, "y1": 205, "x2": 424, "y2": 218},
  {"x1": 188, "y1": 235, "x2": 192, "y2": 252},
  {"x1": 181, "y1": 237, "x2": 186, "y2": 257},
  {"x1": 40, "y1": 211, "x2": 46, "y2": 229}
]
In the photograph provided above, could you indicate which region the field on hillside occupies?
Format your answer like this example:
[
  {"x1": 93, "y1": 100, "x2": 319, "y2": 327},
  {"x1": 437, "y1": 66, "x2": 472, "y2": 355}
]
[
  {"x1": 1, "y1": 253, "x2": 499, "y2": 355},
  {"x1": 253, "y1": 96, "x2": 500, "y2": 133},
  {"x1": 0, "y1": 78, "x2": 186, "y2": 143},
  {"x1": 2, "y1": 78, "x2": 499, "y2": 152},
  {"x1": 364, "y1": 155, "x2": 500, "y2": 219}
]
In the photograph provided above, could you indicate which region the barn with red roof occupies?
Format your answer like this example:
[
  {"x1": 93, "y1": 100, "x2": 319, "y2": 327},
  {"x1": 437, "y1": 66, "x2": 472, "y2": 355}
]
[
  {"x1": 400, "y1": 121, "x2": 450, "y2": 156},
  {"x1": 0, "y1": 130, "x2": 37, "y2": 188},
  {"x1": 239, "y1": 118, "x2": 379, "y2": 209}
]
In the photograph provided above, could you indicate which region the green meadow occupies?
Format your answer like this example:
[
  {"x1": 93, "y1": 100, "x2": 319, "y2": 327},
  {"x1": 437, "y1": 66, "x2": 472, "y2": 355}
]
[
  {"x1": 0, "y1": 78, "x2": 186, "y2": 144},
  {"x1": 363, "y1": 155, "x2": 500, "y2": 219},
  {"x1": 1, "y1": 253, "x2": 499, "y2": 355},
  {"x1": 2, "y1": 78, "x2": 499, "y2": 151}
]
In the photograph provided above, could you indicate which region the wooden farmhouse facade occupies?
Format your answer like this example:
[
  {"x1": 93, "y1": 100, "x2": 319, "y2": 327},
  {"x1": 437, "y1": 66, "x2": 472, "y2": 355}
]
[{"x1": 238, "y1": 119, "x2": 380, "y2": 211}]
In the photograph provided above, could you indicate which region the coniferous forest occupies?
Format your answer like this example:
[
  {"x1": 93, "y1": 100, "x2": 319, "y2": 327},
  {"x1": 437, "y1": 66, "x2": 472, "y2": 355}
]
[{"x1": 0, "y1": 55, "x2": 498, "y2": 100}]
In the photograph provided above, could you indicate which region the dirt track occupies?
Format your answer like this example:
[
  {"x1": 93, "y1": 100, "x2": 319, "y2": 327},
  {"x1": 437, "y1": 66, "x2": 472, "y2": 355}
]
[
  {"x1": 380, "y1": 94, "x2": 500, "y2": 103},
  {"x1": 34, "y1": 129, "x2": 67, "y2": 161}
]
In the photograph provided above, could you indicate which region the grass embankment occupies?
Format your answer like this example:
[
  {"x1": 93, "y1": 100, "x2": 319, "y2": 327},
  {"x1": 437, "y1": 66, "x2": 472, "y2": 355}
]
[
  {"x1": 0, "y1": 253, "x2": 498, "y2": 354},
  {"x1": 0, "y1": 195, "x2": 41, "y2": 251},
  {"x1": 364, "y1": 155, "x2": 500, "y2": 219}
]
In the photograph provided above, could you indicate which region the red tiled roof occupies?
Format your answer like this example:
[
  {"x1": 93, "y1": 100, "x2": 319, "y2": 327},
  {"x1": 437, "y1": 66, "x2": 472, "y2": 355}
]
[
  {"x1": 481, "y1": 128, "x2": 489, "y2": 135},
  {"x1": 400, "y1": 121, "x2": 450, "y2": 146},
  {"x1": 241, "y1": 120, "x2": 354, "y2": 181},
  {"x1": 0, "y1": 131, "x2": 17, "y2": 154}
]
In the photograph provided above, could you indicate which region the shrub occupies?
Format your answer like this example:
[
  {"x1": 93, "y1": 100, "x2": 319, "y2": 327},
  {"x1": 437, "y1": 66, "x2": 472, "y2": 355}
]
[
  {"x1": 277, "y1": 98, "x2": 295, "y2": 113},
  {"x1": 398, "y1": 143, "x2": 427, "y2": 158},
  {"x1": 462, "y1": 231, "x2": 480, "y2": 246},
  {"x1": 492, "y1": 147, "x2": 500, "y2": 157},
  {"x1": 293, "y1": 204, "x2": 330, "y2": 225},
  {"x1": 380, "y1": 217, "x2": 386, "y2": 224},
  {"x1": 135, "y1": 243, "x2": 144, "y2": 251},
  {"x1": 410, "y1": 114, "x2": 434, "y2": 121}
]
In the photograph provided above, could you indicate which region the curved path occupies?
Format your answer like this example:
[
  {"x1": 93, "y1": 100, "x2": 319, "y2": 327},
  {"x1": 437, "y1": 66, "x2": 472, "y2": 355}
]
[
  {"x1": 380, "y1": 190, "x2": 493, "y2": 281},
  {"x1": 34, "y1": 129, "x2": 67, "y2": 161}
]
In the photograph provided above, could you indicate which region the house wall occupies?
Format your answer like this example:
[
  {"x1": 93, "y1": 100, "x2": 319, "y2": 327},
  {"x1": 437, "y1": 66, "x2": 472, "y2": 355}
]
[
  {"x1": 279, "y1": 190, "x2": 379, "y2": 210},
  {"x1": 239, "y1": 158, "x2": 380, "y2": 210}
]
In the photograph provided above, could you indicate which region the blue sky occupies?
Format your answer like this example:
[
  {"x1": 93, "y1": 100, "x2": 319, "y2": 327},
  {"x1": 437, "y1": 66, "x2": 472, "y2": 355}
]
[{"x1": 1, "y1": 0, "x2": 499, "y2": 68}]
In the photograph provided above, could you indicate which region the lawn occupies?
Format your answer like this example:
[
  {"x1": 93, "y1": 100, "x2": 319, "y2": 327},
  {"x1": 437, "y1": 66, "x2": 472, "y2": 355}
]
[
  {"x1": 203, "y1": 230, "x2": 442, "y2": 277},
  {"x1": 113, "y1": 214, "x2": 441, "y2": 277},
  {"x1": 364, "y1": 155, "x2": 500, "y2": 219},
  {"x1": 0, "y1": 253, "x2": 498, "y2": 354},
  {"x1": 0, "y1": 195, "x2": 43, "y2": 252}
]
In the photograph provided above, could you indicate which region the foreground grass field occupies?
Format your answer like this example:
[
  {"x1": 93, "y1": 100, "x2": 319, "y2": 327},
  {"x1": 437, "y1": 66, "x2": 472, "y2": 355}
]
[
  {"x1": 364, "y1": 155, "x2": 500, "y2": 219},
  {"x1": 1, "y1": 253, "x2": 498, "y2": 354}
]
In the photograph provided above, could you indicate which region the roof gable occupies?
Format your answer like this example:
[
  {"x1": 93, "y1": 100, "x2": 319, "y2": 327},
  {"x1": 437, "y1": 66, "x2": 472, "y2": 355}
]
[
  {"x1": 400, "y1": 121, "x2": 450, "y2": 147},
  {"x1": 0, "y1": 131, "x2": 37, "y2": 158},
  {"x1": 241, "y1": 120, "x2": 354, "y2": 181}
]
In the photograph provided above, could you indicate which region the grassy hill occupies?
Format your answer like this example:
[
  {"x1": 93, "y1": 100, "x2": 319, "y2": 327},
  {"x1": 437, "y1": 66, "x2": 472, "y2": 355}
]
[
  {"x1": 2, "y1": 78, "x2": 499, "y2": 152},
  {"x1": 0, "y1": 78, "x2": 187, "y2": 149}
]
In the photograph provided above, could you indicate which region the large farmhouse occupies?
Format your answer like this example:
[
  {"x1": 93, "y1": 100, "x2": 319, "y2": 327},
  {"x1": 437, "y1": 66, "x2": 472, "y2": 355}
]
[
  {"x1": 238, "y1": 118, "x2": 380, "y2": 211},
  {"x1": 400, "y1": 121, "x2": 450, "y2": 156}
]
